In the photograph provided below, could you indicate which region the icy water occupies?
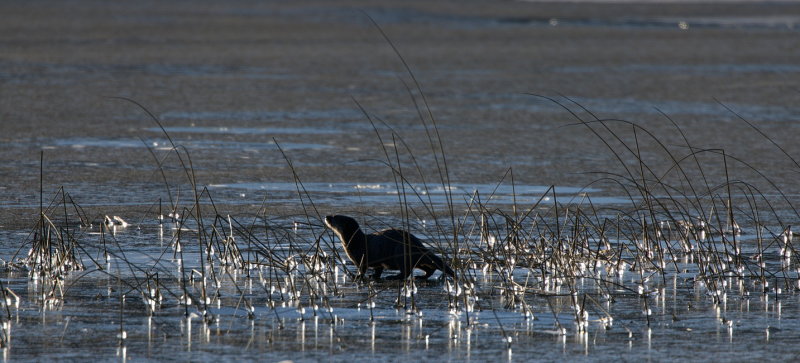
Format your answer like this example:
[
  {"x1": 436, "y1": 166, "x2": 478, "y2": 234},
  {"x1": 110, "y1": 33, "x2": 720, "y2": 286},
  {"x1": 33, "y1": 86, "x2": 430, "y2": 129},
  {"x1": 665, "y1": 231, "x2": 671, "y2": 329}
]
[{"x1": 3, "y1": 0, "x2": 800, "y2": 361}]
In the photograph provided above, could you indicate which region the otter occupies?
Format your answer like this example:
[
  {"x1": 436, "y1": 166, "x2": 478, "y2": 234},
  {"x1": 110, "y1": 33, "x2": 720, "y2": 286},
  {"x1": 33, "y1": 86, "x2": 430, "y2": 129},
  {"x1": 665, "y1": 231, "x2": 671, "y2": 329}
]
[{"x1": 324, "y1": 215, "x2": 455, "y2": 280}]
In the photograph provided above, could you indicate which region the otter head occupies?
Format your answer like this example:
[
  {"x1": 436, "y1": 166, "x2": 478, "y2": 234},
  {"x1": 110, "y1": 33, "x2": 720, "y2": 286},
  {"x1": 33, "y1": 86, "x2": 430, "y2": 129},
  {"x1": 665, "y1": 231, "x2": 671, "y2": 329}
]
[{"x1": 324, "y1": 215, "x2": 362, "y2": 247}]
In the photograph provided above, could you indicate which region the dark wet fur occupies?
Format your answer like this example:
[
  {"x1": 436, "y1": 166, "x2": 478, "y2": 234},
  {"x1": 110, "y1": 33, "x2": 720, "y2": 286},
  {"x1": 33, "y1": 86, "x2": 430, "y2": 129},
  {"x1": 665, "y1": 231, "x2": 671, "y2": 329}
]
[{"x1": 324, "y1": 215, "x2": 456, "y2": 280}]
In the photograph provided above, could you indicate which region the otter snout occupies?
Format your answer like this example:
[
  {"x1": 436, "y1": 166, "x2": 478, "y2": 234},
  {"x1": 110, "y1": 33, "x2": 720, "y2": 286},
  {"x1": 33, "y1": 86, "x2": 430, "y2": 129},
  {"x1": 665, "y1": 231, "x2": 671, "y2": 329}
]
[
  {"x1": 324, "y1": 215, "x2": 358, "y2": 232},
  {"x1": 324, "y1": 215, "x2": 335, "y2": 229}
]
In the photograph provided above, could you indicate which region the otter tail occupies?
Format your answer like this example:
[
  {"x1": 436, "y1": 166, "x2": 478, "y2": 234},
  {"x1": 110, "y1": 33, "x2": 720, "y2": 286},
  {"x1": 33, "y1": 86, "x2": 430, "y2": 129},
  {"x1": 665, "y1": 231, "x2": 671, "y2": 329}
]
[{"x1": 429, "y1": 253, "x2": 456, "y2": 278}]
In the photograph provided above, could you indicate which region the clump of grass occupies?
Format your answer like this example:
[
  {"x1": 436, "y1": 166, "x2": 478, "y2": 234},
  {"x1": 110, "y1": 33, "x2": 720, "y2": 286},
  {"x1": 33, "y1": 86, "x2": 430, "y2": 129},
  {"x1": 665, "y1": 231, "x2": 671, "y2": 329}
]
[{"x1": 11, "y1": 153, "x2": 87, "y2": 285}]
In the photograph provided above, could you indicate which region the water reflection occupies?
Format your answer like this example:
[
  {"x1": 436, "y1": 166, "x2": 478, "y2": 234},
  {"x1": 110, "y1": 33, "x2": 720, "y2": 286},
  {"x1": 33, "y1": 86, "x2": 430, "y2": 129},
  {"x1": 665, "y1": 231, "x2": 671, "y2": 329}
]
[{"x1": 0, "y1": 149, "x2": 799, "y2": 362}]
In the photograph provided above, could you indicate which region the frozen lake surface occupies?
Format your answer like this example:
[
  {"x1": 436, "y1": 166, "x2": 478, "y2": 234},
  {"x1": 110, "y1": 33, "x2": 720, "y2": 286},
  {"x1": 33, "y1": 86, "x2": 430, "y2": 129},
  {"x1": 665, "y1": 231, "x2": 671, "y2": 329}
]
[{"x1": 2, "y1": 0, "x2": 800, "y2": 361}]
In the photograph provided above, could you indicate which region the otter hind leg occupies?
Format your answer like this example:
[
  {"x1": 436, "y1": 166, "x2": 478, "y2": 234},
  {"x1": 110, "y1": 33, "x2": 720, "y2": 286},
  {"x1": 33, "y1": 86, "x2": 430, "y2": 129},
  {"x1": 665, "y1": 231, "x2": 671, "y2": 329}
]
[
  {"x1": 425, "y1": 252, "x2": 456, "y2": 279},
  {"x1": 372, "y1": 267, "x2": 384, "y2": 280},
  {"x1": 385, "y1": 264, "x2": 413, "y2": 280},
  {"x1": 415, "y1": 264, "x2": 437, "y2": 280}
]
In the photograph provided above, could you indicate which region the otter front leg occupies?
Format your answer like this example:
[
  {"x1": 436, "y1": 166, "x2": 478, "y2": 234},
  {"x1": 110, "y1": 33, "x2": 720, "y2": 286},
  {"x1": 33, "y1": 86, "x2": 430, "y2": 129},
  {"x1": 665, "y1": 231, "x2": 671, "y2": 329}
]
[{"x1": 354, "y1": 263, "x2": 369, "y2": 281}]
